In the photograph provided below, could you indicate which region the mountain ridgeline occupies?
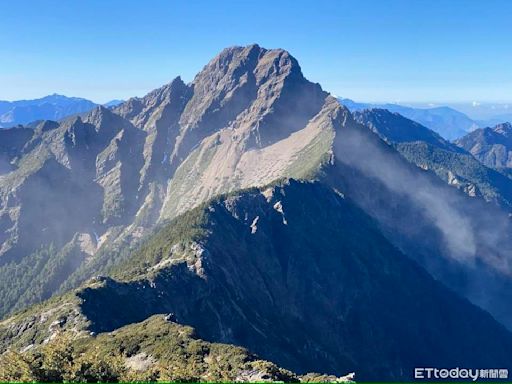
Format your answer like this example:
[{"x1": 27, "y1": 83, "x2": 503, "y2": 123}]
[
  {"x1": 354, "y1": 109, "x2": 512, "y2": 209},
  {"x1": 2, "y1": 44, "x2": 512, "y2": 381},
  {"x1": 0, "y1": 45, "x2": 334, "y2": 318},
  {"x1": 456, "y1": 122, "x2": 512, "y2": 172},
  {"x1": 339, "y1": 98, "x2": 478, "y2": 140}
]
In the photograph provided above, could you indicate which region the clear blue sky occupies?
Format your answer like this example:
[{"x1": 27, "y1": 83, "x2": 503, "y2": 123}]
[{"x1": 1, "y1": 0, "x2": 511, "y2": 103}]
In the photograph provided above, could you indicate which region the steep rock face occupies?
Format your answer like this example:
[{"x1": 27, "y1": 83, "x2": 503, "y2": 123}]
[
  {"x1": 355, "y1": 109, "x2": 512, "y2": 209},
  {"x1": 115, "y1": 44, "x2": 331, "y2": 222},
  {"x1": 0, "y1": 106, "x2": 147, "y2": 316},
  {"x1": 173, "y1": 45, "x2": 326, "y2": 157},
  {"x1": 0, "y1": 106, "x2": 144, "y2": 260},
  {"x1": 114, "y1": 77, "x2": 193, "y2": 226},
  {"x1": 456, "y1": 122, "x2": 512, "y2": 170},
  {"x1": 115, "y1": 76, "x2": 192, "y2": 182},
  {"x1": 0, "y1": 45, "x2": 336, "y2": 317},
  {"x1": 159, "y1": 96, "x2": 338, "y2": 218},
  {"x1": 3, "y1": 181, "x2": 512, "y2": 381},
  {"x1": 0, "y1": 127, "x2": 34, "y2": 174}
]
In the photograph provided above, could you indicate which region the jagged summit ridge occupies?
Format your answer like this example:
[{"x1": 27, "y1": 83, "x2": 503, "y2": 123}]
[{"x1": 0, "y1": 44, "x2": 336, "y2": 316}]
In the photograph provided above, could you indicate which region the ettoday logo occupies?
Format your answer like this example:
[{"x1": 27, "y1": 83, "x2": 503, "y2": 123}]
[{"x1": 414, "y1": 367, "x2": 509, "y2": 381}]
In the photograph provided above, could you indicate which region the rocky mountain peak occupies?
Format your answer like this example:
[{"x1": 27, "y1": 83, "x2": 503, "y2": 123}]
[
  {"x1": 63, "y1": 116, "x2": 88, "y2": 142},
  {"x1": 494, "y1": 122, "x2": 512, "y2": 137},
  {"x1": 205, "y1": 44, "x2": 303, "y2": 83},
  {"x1": 85, "y1": 104, "x2": 120, "y2": 124},
  {"x1": 114, "y1": 77, "x2": 191, "y2": 129},
  {"x1": 0, "y1": 44, "x2": 336, "y2": 322},
  {"x1": 167, "y1": 75, "x2": 188, "y2": 93},
  {"x1": 144, "y1": 76, "x2": 189, "y2": 106},
  {"x1": 204, "y1": 44, "x2": 264, "y2": 71},
  {"x1": 181, "y1": 44, "x2": 316, "y2": 130}
]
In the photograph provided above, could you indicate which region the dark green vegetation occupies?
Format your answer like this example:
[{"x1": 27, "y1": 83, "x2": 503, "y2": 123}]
[
  {"x1": 0, "y1": 315, "x2": 300, "y2": 382},
  {"x1": 396, "y1": 142, "x2": 512, "y2": 206},
  {"x1": 0, "y1": 245, "x2": 61, "y2": 316},
  {"x1": 348, "y1": 112, "x2": 512, "y2": 329}
]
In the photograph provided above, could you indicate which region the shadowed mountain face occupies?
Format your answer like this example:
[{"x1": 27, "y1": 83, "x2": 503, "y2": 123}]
[
  {"x1": 327, "y1": 112, "x2": 512, "y2": 330},
  {"x1": 3, "y1": 44, "x2": 512, "y2": 381},
  {"x1": 79, "y1": 182, "x2": 512, "y2": 381},
  {"x1": 2, "y1": 181, "x2": 512, "y2": 381},
  {"x1": 0, "y1": 127, "x2": 34, "y2": 174},
  {"x1": 0, "y1": 94, "x2": 97, "y2": 128},
  {"x1": 355, "y1": 109, "x2": 512, "y2": 210}
]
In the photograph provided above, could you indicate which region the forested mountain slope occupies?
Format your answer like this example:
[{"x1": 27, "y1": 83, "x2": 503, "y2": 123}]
[{"x1": 2, "y1": 181, "x2": 511, "y2": 381}]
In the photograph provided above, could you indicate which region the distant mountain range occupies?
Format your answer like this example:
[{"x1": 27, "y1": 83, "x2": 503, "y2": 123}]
[
  {"x1": 340, "y1": 98, "x2": 479, "y2": 140},
  {"x1": 0, "y1": 95, "x2": 124, "y2": 128},
  {"x1": 449, "y1": 102, "x2": 512, "y2": 126},
  {"x1": 1, "y1": 93, "x2": 507, "y2": 145},
  {"x1": 0, "y1": 94, "x2": 97, "y2": 128}
]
